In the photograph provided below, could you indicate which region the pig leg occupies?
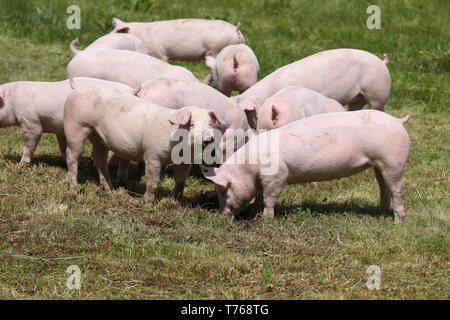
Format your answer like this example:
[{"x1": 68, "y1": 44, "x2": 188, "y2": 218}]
[
  {"x1": 158, "y1": 55, "x2": 169, "y2": 63},
  {"x1": 374, "y1": 168, "x2": 392, "y2": 216},
  {"x1": 387, "y1": 176, "x2": 406, "y2": 223},
  {"x1": 90, "y1": 136, "x2": 113, "y2": 191},
  {"x1": 173, "y1": 164, "x2": 192, "y2": 199},
  {"x1": 260, "y1": 176, "x2": 286, "y2": 218},
  {"x1": 108, "y1": 154, "x2": 120, "y2": 171},
  {"x1": 392, "y1": 179, "x2": 406, "y2": 223},
  {"x1": 138, "y1": 162, "x2": 145, "y2": 177},
  {"x1": 66, "y1": 127, "x2": 91, "y2": 188},
  {"x1": 376, "y1": 166, "x2": 406, "y2": 223},
  {"x1": 19, "y1": 124, "x2": 42, "y2": 166},
  {"x1": 364, "y1": 80, "x2": 390, "y2": 111},
  {"x1": 115, "y1": 157, "x2": 130, "y2": 187},
  {"x1": 148, "y1": 40, "x2": 168, "y2": 62},
  {"x1": 56, "y1": 134, "x2": 67, "y2": 160},
  {"x1": 143, "y1": 157, "x2": 161, "y2": 204},
  {"x1": 254, "y1": 180, "x2": 264, "y2": 209},
  {"x1": 348, "y1": 94, "x2": 366, "y2": 111},
  {"x1": 366, "y1": 94, "x2": 387, "y2": 111}
]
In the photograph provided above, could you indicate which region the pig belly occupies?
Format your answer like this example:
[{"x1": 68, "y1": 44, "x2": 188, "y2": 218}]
[
  {"x1": 96, "y1": 117, "x2": 146, "y2": 162},
  {"x1": 282, "y1": 134, "x2": 372, "y2": 184},
  {"x1": 167, "y1": 46, "x2": 203, "y2": 61},
  {"x1": 40, "y1": 118, "x2": 65, "y2": 135}
]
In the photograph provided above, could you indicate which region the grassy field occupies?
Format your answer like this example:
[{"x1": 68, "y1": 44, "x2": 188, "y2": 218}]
[{"x1": 0, "y1": 0, "x2": 448, "y2": 299}]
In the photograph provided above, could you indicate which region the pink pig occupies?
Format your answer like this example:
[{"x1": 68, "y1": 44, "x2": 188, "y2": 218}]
[
  {"x1": 202, "y1": 110, "x2": 410, "y2": 223},
  {"x1": 257, "y1": 86, "x2": 346, "y2": 130},
  {"x1": 67, "y1": 48, "x2": 197, "y2": 88},
  {"x1": 204, "y1": 44, "x2": 259, "y2": 96},
  {"x1": 64, "y1": 85, "x2": 223, "y2": 203},
  {"x1": 112, "y1": 18, "x2": 245, "y2": 62},
  {"x1": 231, "y1": 49, "x2": 390, "y2": 128},
  {"x1": 0, "y1": 77, "x2": 137, "y2": 166},
  {"x1": 69, "y1": 33, "x2": 149, "y2": 54}
]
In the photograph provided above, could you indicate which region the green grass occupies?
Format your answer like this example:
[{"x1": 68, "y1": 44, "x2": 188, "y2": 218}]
[{"x1": 0, "y1": 0, "x2": 449, "y2": 299}]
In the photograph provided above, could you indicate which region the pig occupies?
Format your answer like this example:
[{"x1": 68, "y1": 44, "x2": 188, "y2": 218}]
[
  {"x1": 69, "y1": 33, "x2": 149, "y2": 54},
  {"x1": 67, "y1": 48, "x2": 198, "y2": 88},
  {"x1": 0, "y1": 77, "x2": 137, "y2": 166},
  {"x1": 231, "y1": 49, "x2": 390, "y2": 128},
  {"x1": 204, "y1": 44, "x2": 259, "y2": 96},
  {"x1": 112, "y1": 17, "x2": 245, "y2": 62},
  {"x1": 257, "y1": 86, "x2": 346, "y2": 130},
  {"x1": 64, "y1": 85, "x2": 224, "y2": 203},
  {"x1": 109, "y1": 77, "x2": 252, "y2": 186},
  {"x1": 202, "y1": 110, "x2": 410, "y2": 223}
]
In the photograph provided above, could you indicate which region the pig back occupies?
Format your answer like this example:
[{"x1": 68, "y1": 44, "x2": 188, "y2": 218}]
[{"x1": 267, "y1": 111, "x2": 409, "y2": 183}]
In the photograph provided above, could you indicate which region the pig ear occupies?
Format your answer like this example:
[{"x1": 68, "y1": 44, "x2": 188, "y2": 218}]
[
  {"x1": 209, "y1": 111, "x2": 225, "y2": 126},
  {"x1": 271, "y1": 105, "x2": 279, "y2": 122},
  {"x1": 200, "y1": 165, "x2": 229, "y2": 187},
  {"x1": 112, "y1": 17, "x2": 130, "y2": 33},
  {"x1": 169, "y1": 109, "x2": 192, "y2": 126},
  {"x1": 205, "y1": 55, "x2": 216, "y2": 70}
]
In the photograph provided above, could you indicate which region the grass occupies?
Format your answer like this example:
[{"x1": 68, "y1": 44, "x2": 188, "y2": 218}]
[{"x1": 0, "y1": 0, "x2": 449, "y2": 299}]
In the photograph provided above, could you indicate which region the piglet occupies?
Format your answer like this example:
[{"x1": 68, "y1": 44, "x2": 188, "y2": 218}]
[
  {"x1": 205, "y1": 44, "x2": 259, "y2": 96},
  {"x1": 64, "y1": 85, "x2": 223, "y2": 203},
  {"x1": 231, "y1": 49, "x2": 390, "y2": 128},
  {"x1": 112, "y1": 18, "x2": 245, "y2": 62},
  {"x1": 67, "y1": 48, "x2": 197, "y2": 88},
  {"x1": 257, "y1": 86, "x2": 346, "y2": 130},
  {"x1": 202, "y1": 110, "x2": 410, "y2": 223},
  {"x1": 0, "y1": 77, "x2": 137, "y2": 166}
]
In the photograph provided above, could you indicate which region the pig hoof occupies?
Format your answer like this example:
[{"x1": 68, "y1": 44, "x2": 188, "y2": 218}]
[
  {"x1": 144, "y1": 194, "x2": 156, "y2": 206},
  {"x1": 108, "y1": 158, "x2": 119, "y2": 171},
  {"x1": 380, "y1": 210, "x2": 390, "y2": 217},
  {"x1": 18, "y1": 161, "x2": 30, "y2": 168},
  {"x1": 263, "y1": 208, "x2": 275, "y2": 218},
  {"x1": 394, "y1": 216, "x2": 404, "y2": 224},
  {"x1": 100, "y1": 184, "x2": 113, "y2": 192},
  {"x1": 145, "y1": 201, "x2": 156, "y2": 208}
]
